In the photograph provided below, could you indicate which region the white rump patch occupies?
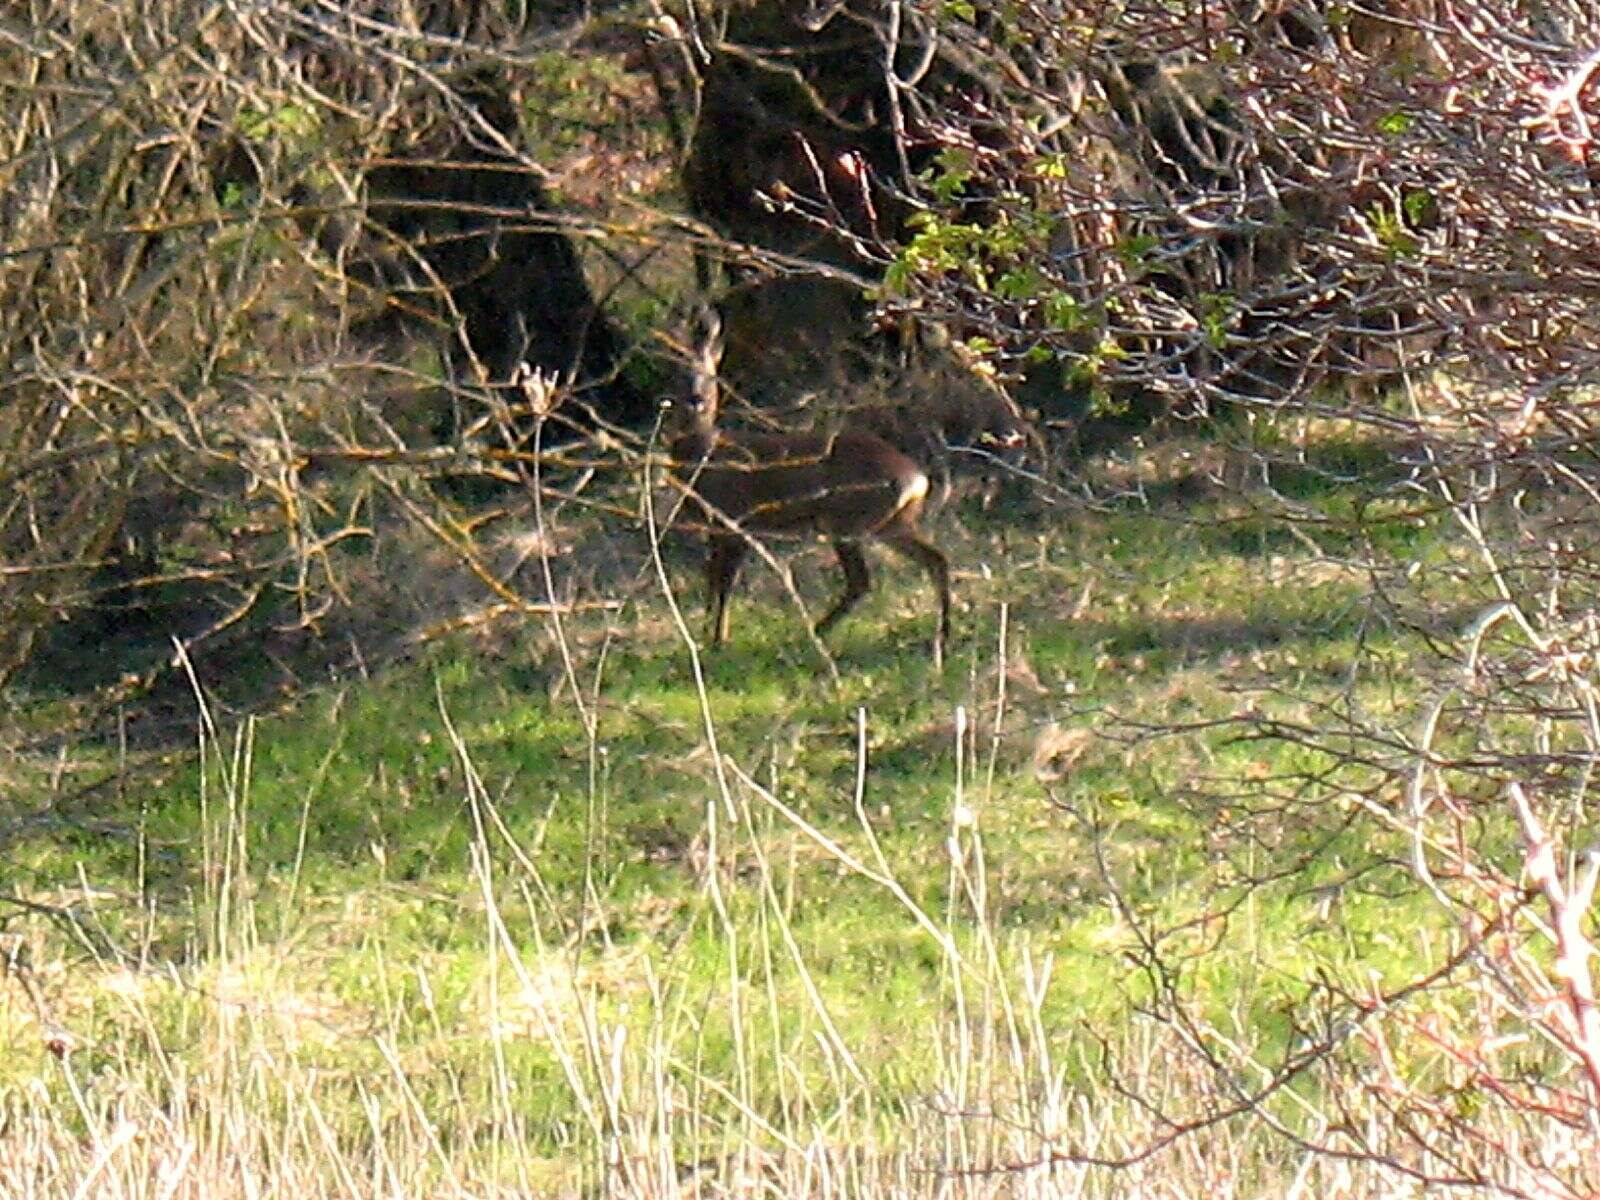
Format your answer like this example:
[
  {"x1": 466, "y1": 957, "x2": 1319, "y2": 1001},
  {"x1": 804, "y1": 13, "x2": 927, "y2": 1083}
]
[
  {"x1": 858, "y1": 470, "x2": 931, "y2": 538},
  {"x1": 896, "y1": 472, "x2": 930, "y2": 513}
]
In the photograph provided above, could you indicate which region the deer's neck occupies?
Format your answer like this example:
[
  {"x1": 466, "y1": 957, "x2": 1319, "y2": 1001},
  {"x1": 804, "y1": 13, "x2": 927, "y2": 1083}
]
[{"x1": 673, "y1": 416, "x2": 719, "y2": 462}]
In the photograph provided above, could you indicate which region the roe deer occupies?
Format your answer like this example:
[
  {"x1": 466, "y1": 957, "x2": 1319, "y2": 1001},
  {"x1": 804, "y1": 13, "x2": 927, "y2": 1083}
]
[{"x1": 669, "y1": 312, "x2": 951, "y2": 669}]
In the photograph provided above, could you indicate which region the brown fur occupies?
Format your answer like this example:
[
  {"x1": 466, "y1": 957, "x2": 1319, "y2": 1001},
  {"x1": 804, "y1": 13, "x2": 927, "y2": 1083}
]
[
  {"x1": 846, "y1": 385, "x2": 1034, "y2": 507},
  {"x1": 670, "y1": 312, "x2": 952, "y2": 668}
]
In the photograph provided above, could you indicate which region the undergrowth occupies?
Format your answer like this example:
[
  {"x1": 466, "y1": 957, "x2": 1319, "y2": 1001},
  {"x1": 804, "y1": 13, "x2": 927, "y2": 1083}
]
[{"x1": 0, "y1": 431, "x2": 1480, "y2": 1197}]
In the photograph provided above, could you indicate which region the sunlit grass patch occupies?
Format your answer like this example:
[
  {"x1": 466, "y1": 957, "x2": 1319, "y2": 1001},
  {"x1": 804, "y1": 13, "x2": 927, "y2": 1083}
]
[{"x1": 0, "y1": 429, "x2": 1480, "y2": 1196}]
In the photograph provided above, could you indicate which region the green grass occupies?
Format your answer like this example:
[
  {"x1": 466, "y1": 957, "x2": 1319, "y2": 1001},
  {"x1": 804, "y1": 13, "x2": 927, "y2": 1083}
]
[{"x1": 0, "y1": 435, "x2": 1477, "y2": 1193}]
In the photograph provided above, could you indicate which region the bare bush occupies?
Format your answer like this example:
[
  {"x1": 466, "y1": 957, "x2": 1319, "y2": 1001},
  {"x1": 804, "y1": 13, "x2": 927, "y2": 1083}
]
[{"x1": 0, "y1": 0, "x2": 670, "y2": 709}]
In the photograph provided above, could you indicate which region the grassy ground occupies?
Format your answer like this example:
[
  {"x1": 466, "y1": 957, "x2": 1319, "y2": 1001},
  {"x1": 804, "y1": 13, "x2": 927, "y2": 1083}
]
[{"x1": 0, "y1": 429, "x2": 1466, "y2": 1197}]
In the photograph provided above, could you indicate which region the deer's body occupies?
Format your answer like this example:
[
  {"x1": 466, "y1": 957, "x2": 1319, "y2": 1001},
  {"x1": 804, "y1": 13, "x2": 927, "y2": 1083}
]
[
  {"x1": 670, "y1": 314, "x2": 951, "y2": 667},
  {"x1": 854, "y1": 391, "x2": 1031, "y2": 463},
  {"x1": 673, "y1": 428, "x2": 929, "y2": 537},
  {"x1": 849, "y1": 387, "x2": 1033, "y2": 508}
]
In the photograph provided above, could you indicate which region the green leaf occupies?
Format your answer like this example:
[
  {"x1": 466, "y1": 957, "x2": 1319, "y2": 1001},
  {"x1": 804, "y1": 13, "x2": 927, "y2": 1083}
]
[
  {"x1": 1044, "y1": 293, "x2": 1083, "y2": 332},
  {"x1": 928, "y1": 147, "x2": 975, "y2": 202},
  {"x1": 1034, "y1": 153, "x2": 1071, "y2": 181},
  {"x1": 1198, "y1": 291, "x2": 1236, "y2": 350},
  {"x1": 996, "y1": 266, "x2": 1046, "y2": 300},
  {"x1": 1402, "y1": 188, "x2": 1436, "y2": 227},
  {"x1": 238, "y1": 102, "x2": 321, "y2": 144},
  {"x1": 1367, "y1": 205, "x2": 1417, "y2": 258},
  {"x1": 1115, "y1": 233, "x2": 1159, "y2": 268},
  {"x1": 1376, "y1": 110, "x2": 1413, "y2": 137}
]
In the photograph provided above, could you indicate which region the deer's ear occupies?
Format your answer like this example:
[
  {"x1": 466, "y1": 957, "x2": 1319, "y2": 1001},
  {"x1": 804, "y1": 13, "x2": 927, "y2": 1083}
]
[
  {"x1": 696, "y1": 306, "x2": 725, "y2": 373},
  {"x1": 696, "y1": 344, "x2": 722, "y2": 382},
  {"x1": 689, "y1": 307, "x2": 724, "y2": 413}
]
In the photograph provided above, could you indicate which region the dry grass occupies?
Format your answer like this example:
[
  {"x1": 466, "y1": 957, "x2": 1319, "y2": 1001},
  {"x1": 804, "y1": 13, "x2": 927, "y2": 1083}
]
[
  {"x1": 0, "y1": 697, "x2": 1525, "y2": 1199},
  {"x1": 2, "y1": 431, "x2": 1585, "y2": 1199}
]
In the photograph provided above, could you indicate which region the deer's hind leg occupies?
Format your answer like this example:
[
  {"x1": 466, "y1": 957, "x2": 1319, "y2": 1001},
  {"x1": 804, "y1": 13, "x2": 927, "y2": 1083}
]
[
  {"x1": 883, "y1": 531, "x2": 950, "y2": 670},
  {"x1": 815, "y1": 539, "x2": 872, "y2": 638}
]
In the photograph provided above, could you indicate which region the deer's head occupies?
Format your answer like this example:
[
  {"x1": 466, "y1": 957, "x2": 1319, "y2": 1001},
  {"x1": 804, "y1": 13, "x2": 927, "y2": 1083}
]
[{"x1": 682, "y1": 306, "x2": 724, "y2": 436}]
